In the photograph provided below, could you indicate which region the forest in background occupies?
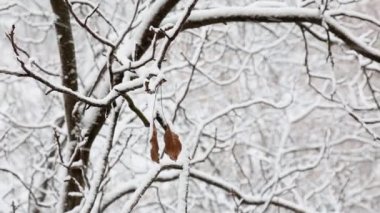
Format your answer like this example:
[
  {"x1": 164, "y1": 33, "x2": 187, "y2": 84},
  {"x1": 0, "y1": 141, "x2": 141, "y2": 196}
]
[{"x1": 1, "y1": 0, "x2": 380, "y2": 212}]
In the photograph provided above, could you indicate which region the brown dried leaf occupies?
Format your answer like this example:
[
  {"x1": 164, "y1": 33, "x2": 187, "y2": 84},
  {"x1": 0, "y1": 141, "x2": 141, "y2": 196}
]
[
  {"x1": 150, "y1": 124, "x2": 159, "y2": 163},
  {"x1": 163, "y1": 126, "x2": 182, "y2": 161}
]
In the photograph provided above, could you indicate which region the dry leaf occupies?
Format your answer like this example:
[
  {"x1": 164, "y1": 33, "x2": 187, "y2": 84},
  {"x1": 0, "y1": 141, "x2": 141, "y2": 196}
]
[
  {"x1": 150, "y1": 124, "x2": 159, "y2": 163},
  {"x1": 163, "y1": 126, "x2": 182, "y2": 161}
]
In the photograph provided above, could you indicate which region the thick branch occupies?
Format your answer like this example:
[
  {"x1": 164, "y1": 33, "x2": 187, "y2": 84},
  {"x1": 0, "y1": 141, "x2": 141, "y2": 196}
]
[{"x1": 163, "y1": 7, "x2": 380, "y2": 62}]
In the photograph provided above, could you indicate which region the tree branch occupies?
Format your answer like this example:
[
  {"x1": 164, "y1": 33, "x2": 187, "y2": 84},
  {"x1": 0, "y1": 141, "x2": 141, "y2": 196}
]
[{"x1": 163, "y1": 7, "x2": 380, "y2": 62}]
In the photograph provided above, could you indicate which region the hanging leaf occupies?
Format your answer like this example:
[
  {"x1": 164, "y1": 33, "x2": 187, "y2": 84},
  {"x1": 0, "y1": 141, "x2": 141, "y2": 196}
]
[
  {"x1": 150, "y1": 124, "x2": 159, "y2": 163},
  {"x1": 164, "y1": 126, "x2": 182, "y2": 161}
]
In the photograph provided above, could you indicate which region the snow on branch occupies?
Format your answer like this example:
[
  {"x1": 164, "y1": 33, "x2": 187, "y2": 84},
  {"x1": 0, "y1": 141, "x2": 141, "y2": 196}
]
[
  {"x1": 101, "y1": 165, "x2": 313, "y2": 213},
  {"x1": 189, "y1": 169, "x2": 314, "y2": 213},
  {"x1": 6, "y1": 25, "x2": 159, "y2": 107},
  {"x1": 80, "y1": 104, "x2": 122, "y2": 213},
  {"x1": 120, "y1": 163, "x2": 181, "y2": 213},
  {"x1": 163, "y1": 7, "x2": 380, "y2": 63}
]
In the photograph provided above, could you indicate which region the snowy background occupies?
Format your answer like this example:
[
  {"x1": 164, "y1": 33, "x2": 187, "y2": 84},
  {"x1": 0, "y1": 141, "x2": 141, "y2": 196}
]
[{"x1": 1, "y1": 0, "x2": 380, "y2": 212}]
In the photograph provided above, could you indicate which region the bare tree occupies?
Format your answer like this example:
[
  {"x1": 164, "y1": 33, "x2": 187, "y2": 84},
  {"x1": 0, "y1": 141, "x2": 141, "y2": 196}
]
[{"x1": 1, "y1": 0, "x2": 380, "y2": 212}]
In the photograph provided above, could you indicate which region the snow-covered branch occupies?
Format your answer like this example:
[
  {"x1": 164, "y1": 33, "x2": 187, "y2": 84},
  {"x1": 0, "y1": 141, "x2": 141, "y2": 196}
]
[{"x1": 163, "y1": 7, "x2": 380, "y2": 62}]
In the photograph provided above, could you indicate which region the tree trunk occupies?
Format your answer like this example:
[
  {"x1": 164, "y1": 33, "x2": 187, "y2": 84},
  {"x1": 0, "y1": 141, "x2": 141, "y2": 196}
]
[{"x1": 50, "y1": 0, "x2": 82, "y2": 211}]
